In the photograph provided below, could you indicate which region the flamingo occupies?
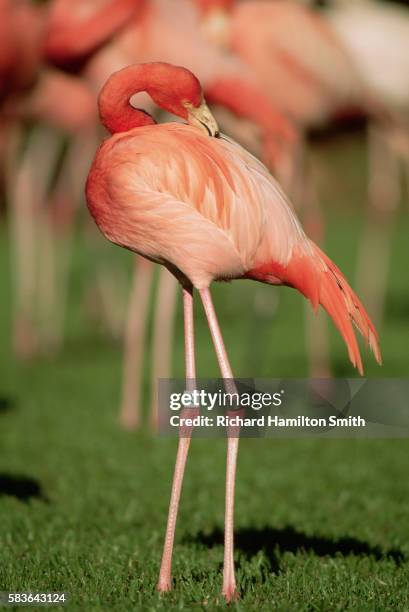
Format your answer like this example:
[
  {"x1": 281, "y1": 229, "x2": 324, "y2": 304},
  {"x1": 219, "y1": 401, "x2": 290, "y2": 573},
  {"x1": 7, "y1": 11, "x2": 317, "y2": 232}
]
[
  {"x1": 45, "y1": 0, "x2": 297, "y2": 429},
  {"x1": 195, "y1": 0, "x2": 367, "y2": 131},
  {"x1": 0, "y1": 0, "x2": 44, "y2": 192},
  {"x1": 195, "y1": 0, "x2": 393, "y2": 378},
  {"x1": 1, "y1": 0, "x2": 99, "y2": 357},
  {"x1": 41, "y1": 0, "x2": 146, "y2": 346},
  {"x1": 43, "y1": 0, "x2": 143, "y2": 67},
  {"x1": 0, "y1": 0, "x2": 69, "y2": 356},
  {"x1": 85, "y1": 62, "x2": 381, "y2": 601},
  {"x1": 323, "y1": 0, "x2": 409, "y2": 328}
]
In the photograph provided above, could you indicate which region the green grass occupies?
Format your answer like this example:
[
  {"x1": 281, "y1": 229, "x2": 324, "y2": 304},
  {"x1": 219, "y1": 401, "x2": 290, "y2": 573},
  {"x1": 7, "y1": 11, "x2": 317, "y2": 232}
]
[{"x1": 1, "y1": 133, "x2": 409, "y2": 610}]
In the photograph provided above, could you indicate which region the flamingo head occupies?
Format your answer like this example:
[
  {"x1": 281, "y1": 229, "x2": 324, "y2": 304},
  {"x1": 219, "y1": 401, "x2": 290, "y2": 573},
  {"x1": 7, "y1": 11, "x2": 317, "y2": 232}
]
[
  {"x1": 99, "y1": 62, "x2": 220, "y2": 136},
  {"x1": 147, "y1": 63, "x2": 220, "y2": 137}
]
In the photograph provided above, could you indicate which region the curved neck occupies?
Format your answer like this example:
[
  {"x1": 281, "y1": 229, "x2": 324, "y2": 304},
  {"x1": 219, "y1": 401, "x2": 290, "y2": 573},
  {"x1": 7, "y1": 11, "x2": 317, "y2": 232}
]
[
  {"x1": 99, "y1": 64, "x2": 157, "y2": 134},
  {"x1": 45, "y1": 0, "x2": 145, "y2": 64},
  {"x1": 204, "y1": 77, "x2": 296, "y2": 144}
]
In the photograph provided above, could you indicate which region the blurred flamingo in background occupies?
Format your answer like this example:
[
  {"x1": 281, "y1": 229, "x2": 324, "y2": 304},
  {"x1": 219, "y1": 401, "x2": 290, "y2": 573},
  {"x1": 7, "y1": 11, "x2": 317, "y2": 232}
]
[
  {"x1": 1, "y1": 0, "x2": 150, "y2": 358},
  {"x1": 42, "y1": 0, "x2": 146, "y2": 346},
  {"x1": 0, "y1": 0, "x2": 44, "y2": 200},
  {"x1": 44, "y1": 0, "x2": 142, "y2": 67},
  {"x1": 324, "y1": 0, "x2": 409, "y2": 328},
  {"x1": 195, "y1": 0, "x2": 367, "y2": 146},
  {"x1": 45, "y1": 0, "x2": 297, "y2": 429},
  {"x1": 86, "y1": 61, "x2": 381, "y2": 601},
  {"x1": 11, "y1": 71, "x2": 97, "y2": 355},
  {"x1": 196, "y1": 0, "x2": 392, "y2": 378},
  {"x1": 1, "y1": 0, "x2": 98, "y2": 357},
  {"x1": 0, "y1": 0, "x2": 43, "y2": 356}
]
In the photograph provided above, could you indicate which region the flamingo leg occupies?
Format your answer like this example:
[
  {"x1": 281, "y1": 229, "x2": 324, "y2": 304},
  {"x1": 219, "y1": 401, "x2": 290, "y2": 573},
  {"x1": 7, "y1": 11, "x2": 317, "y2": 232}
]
[
  {"x1": 199, "y1": 287, "x2": 239, "y2": 603},
  {"x1": 356, "y1": 123, "x2": 400, "y2": 328},
  {"x1": 47, "y1": 131, "x2": 98, "y2": 352},
  {"x1": 120, "y1": 256, "x2": 155, "y2": 429},
  {"x1": 5, "y1": 126, "x2": 36, "y2": 357},
  {"x1": 157, "y1": 285, "x2": 196, "y2": 592},
  {"x1": 150, "y1": 268, "x2": 178, "y2": 430},
  {"x1": 302, "y1": 161, "x2": 330, "y2": 378},
  {"x1": 276, "y1": 140, "x2": 331, "y2": 376},
  {"x1": 38, "y1": 210, "x2": 57, "y2": 348},
  {"x1": 405, "y1": 155, "x2": 409, "y2": 212},
  {"x1": 8, "y1": 125, "x2": 60, "y2": 358}
]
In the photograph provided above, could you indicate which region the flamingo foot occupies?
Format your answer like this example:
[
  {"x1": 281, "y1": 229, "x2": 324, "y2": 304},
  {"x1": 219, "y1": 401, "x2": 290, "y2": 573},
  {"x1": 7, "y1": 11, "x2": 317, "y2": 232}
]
[
  {"x1": 119, "y1": 407, "x2": 140, "y2": 431},
  {"x1": 222, "y1": 584, "x2": 239, "y2": 603},
  {"x1": 41, "y1": 332, "x2": 62, "y2": 357},
  {"x1": 310, "y1": 363, "x2": 332, "y2": 379},
  {"x1": 156, "y1": 578, "x2": 172, "y2": 593},
  {"x1": 13, "y1": 316, "x2": 39, "y2": 360}
]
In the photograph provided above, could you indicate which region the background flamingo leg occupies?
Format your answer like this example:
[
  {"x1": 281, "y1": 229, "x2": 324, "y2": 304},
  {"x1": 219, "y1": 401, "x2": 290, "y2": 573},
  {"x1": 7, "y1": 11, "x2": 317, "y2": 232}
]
[
  {"x1": 405, "y1": 154, "x2": 409, "y2": 212},
  {"x1": 199, "y1": 287, "x2": 239, "y2": 602},
  {"x1": 157, "y1": 285, "x2": 196, "y2": 593},
  {"x1": 302, "y1": 163, "x2": 331, "y2": 378},
  {"x1": 4, "y1": 126, "x2": 32, "y2": 356},
  {"x1": 119, "y1": 256, "x2": 154, "y2": 430},
  {"x1": 282, "y1": 140, "x2": 331, "y2": 378},
  {"x1": 305, "y1": 306, "x2": 331, "y2": 378},
  {"x1": 7, "y1": 125, "x2": 60, "y2": 359},
  {"x1": 150, "y1": 268, "x2": 178, "y2": 430},
  {"x1": 37, "y1": 208, "x2": 57, "y2": 351},
  {"x1": 42, "y1": 131, "x2": 98, "y2": 353},
  {"x1": 356, "y1": 123, "x2": 401, "y2": 328}
]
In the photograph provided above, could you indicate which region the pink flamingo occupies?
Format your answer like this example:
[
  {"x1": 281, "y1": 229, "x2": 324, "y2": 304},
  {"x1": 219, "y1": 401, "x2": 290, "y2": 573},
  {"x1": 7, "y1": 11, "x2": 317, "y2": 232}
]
[
  {"x1": 2, "y1": 0, "x2": 98, "y2": 356},
  {"x1": 195, "y1": 0, "x2": 366, "y2": 131},
  {"x1": 325, "y1": 0, "x2": 409, "y2": 328},
  {"x1": 0, "y1": 0, "x2": 45, "y2": 186},
  {"x1": 0, "y1": 0, "x2": 95, "y2": 357},
  {"x1": 44, "y1": 0, "x2": 142, "y2": 67},
  {"x1": 86, "y1": 62, "x2": 381, "y2": 601},
  {"x1": 42, "y1": 0, "x2": 146, "y2": 345},
  {"x1": 46, "y1": 0, "x2": 297, "y2": 429},
  {"x1": 195, "y1": 0, "x2": 390, "y2": 378}
]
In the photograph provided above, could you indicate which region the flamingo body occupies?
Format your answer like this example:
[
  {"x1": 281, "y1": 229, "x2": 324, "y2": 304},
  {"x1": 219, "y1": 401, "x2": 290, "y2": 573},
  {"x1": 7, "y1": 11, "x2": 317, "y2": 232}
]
[
  {"x1": 0, "y1": 0, "x2": 44, "y2": 100},
  {"x1": 327, "y1": 2, "x2": 409, "y2": 114},
  {"x1": 88, "y1": 123, "x2": 300, "y2": 287},
  {"x1": 200, "y1": 0, "x2": 365, "y2": 126},
  {"x1": 44, "y1": 0, "x2": 144, "y2": 66}
]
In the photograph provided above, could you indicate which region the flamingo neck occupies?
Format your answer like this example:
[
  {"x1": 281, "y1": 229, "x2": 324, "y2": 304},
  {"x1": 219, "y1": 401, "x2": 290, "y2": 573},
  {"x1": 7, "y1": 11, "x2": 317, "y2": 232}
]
[
  {"x1": 204, "y1": 77, "x2": 296, "y2": 145},
  {"x1": 99, "y1": 64, "x2": 157, "y2": 134},
  {"x1": 45, "y1": 0, "x2": 145, "y2": 64}
]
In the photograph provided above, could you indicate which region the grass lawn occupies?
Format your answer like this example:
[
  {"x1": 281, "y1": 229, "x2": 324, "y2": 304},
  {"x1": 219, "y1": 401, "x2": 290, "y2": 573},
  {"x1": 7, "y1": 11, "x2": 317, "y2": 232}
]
[{"x1": 0, "y1": 133, "x2": 409, "y2": 610}]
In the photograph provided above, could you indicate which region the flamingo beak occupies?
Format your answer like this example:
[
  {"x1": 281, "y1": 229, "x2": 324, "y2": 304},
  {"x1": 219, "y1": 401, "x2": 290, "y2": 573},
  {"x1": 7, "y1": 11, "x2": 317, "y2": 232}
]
[{"x1": 187, "y1": 101, "x2": 220, "y2": 138}]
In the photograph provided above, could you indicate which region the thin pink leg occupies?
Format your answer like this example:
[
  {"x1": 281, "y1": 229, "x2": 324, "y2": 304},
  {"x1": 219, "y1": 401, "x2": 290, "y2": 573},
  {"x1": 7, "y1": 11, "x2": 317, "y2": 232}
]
[
  {"x1": 199, "y1": 287, "x2": 239, "y2": 603},
  {"x1": 302, "y1": 172, "x2": 330, "y2": 378},
  {"x1": 44, "y1": 131, "x2": 97, "y2": 353},
  {"x1": 287, "y1": 146, "x2": 331, "y2": 378},
  {"x1": 157, "y1": 285, "x2": 196, "y2": 592},
  {"x1": 356, "y1": 123, "x2": 400, "y2": 328},
  {"x1": 8, "y1": 125, "x2": 60, "y2": 359},
  {"x1": 150, "y1": 268, "x2": 178, "y2": 430},
  {"x1": 120, "y1": 257, "x2": 154, "y2": 429}
]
